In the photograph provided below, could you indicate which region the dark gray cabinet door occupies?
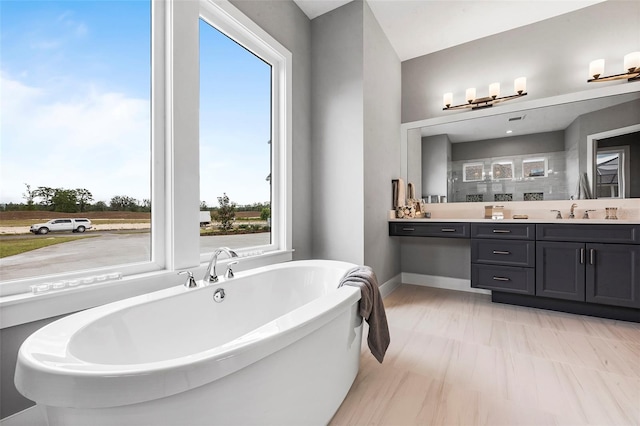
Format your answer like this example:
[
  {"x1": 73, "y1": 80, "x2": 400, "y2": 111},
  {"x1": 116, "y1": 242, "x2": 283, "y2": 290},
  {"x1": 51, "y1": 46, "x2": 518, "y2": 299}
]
[
  {"x1": 586, "y1": 244, "x2": 640, "y2": 308},
  {"x1": 536, "y1": 241, "x2": 585, "y2": 301}
]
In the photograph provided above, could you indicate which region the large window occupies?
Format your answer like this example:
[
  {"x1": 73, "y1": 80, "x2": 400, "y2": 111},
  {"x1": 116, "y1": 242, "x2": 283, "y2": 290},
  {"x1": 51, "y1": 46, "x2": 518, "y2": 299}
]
[
  {"x1": 196, "y1": 0, "x2": 291, "y2": 260},
  {"x1": 0, "y1": 0, "x2": 291, "y2": 301},
  {"x1": 0, "y1": 1, "x2": 153, "y2": 285},
  {"x1": 199, "y1": 18, "x2": 272, "y2": 255}
]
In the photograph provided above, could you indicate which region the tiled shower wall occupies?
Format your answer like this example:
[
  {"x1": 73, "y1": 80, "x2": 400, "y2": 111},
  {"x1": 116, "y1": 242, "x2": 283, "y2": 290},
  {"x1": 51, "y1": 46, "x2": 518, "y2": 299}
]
[{"x1": 447, "y1": 150, "x2": 569, "y2": 203}]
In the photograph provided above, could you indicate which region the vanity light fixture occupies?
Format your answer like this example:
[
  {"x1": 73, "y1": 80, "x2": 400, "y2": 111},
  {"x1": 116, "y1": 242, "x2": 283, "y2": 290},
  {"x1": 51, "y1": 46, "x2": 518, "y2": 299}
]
[
  {"x1": 588, "y1": 52, "x2": 640, "y2": 82},
  {"x1": 443, "y1": 77, "x2": 527, "y2": 111}
]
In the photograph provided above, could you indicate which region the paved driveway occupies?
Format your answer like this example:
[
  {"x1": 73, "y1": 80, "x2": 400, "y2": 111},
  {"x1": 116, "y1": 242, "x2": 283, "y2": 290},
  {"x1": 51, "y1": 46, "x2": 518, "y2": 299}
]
[{"x1": 0, "y1": 232, "x2": 270, "y2": 281}]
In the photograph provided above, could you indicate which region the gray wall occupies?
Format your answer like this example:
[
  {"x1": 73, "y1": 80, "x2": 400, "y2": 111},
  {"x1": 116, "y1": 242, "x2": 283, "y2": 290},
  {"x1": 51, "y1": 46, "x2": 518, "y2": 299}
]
[
  {"x1": 362, "y1": 2, "x2": 401, "y2": 283},
  {"x1": 421, "y1": 134, "x2": 451, "y2": 198},
  {"x1": 231, "y1": 0, "x2": 313, "y2": 260},
  {"x1": 451, "y1": 131, "x2": 564, "y2": 162},
  {"x1": 402, "y1": 1, "x2": 640, "y2": 123},
  {"x1": 310, "y1": 0, "x2": 401, "y2": 283},
  {"x1": 400, "y1": 238, "x2": 471, "y2": 280},
  {"x1": 1, "y1": 315, "x2": 66, "y2": 419},
  {"x1": 310, "y1": 1, "x2": 365, "y2": 265}
]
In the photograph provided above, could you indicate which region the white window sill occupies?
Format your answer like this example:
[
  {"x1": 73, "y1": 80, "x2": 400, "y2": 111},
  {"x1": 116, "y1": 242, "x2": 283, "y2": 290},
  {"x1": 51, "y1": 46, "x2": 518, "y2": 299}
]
[{"x1": 0, "y1": 250, "x2": 293, "y2": 329}]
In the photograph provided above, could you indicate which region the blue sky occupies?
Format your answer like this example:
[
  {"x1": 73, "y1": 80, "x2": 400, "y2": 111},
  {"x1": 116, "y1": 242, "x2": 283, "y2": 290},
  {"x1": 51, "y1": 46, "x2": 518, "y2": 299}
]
[
  {"x1": 0, "y1": 1, "x2": 271, "y2": 207},
  {"x1": 199, "y1": 18, "x2": 271, "y2": 207}
]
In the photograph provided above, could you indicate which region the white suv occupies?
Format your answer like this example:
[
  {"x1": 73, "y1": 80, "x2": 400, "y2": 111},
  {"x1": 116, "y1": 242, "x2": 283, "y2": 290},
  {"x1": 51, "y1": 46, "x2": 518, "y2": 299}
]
[{"x1": 30, "y1": 218, "x2": 92, "y2": 235}]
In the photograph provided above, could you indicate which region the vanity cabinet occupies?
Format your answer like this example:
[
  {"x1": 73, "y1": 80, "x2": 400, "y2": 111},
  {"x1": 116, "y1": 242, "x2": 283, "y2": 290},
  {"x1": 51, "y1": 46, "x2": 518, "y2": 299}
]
[
  {"x1": 390, "y1": 220, "x2": 640, "y2": 321},
  {"x1": 388, "y1": 222, "x2": 469, "y2": 238},
  {"x1": 471, "y1": 223, "x2": 535, "y2": 295},
  {"x1": 536, "y1": 224, "x2": 640, "y2": 308}
]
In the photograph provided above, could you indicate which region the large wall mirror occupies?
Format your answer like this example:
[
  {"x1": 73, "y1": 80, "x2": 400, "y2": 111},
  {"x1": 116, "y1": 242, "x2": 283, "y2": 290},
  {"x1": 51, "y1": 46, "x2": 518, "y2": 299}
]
[{"x1": 402, "y1": 85, "x2": 640, "y2": 204}]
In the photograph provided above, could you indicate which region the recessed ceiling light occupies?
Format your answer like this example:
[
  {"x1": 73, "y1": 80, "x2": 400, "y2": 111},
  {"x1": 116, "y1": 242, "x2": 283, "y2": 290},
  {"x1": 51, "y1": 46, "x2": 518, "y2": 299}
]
[{"x1": 506, "y1": 130, "x2": 513, "y2": 134}]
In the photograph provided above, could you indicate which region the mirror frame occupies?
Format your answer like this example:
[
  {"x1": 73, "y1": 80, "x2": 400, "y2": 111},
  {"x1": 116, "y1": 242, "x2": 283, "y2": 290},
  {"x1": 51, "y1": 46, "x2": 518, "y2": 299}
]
[{"x1": 400, "y1": 82, "x2": 640, "y2": 202}]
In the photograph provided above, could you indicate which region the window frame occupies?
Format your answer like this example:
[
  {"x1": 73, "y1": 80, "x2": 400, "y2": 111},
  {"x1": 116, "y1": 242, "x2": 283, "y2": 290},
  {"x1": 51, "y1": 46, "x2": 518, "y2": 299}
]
[
  {"x1": 0, "y1": 0, "x2": 292, "y2": 326},
  {"x1": 196, "y1": 0, "x2": 292, "y2": 264},
  {"x1": 0, "y1": 0, "x2": 165, "y2": 297}
]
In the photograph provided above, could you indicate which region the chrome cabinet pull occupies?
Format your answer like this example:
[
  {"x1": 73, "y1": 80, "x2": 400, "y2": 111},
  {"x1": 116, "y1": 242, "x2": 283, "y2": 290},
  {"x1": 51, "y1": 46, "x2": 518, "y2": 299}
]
[
  {"x1": 402, "y1": 227, "x2": 415, "y2": 231},
  {"x1": 590, "y1": 248, "x2": 595, "y2": 265},
  {"x1": 441, "y1": 228, "x2": 456, "y2": 232},
  {"x1": 492, "y1": 276, "x2": 510, "y2": 281},
  {"x1": 580, "y1": 248, "x2": 585, "y2": 264},
  {"x1": 492, "y1": 250, "x2": 511, "y2": 255},
  {"x1": 492, "y1": 229, "x2": 511, "y2": 233}
]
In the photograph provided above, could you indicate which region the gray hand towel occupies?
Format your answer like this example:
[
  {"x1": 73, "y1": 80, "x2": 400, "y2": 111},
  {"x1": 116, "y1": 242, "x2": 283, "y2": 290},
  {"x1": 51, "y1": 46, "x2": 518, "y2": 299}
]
[{"x1": 339, "y1": 266, "x2": 390, "y2": 363}]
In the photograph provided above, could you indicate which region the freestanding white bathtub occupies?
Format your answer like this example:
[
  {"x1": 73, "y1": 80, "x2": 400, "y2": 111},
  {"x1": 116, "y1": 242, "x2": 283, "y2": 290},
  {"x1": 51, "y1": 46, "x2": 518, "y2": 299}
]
[{"x1": 15, "y1": 260, "x2": 363, "y2": 426}]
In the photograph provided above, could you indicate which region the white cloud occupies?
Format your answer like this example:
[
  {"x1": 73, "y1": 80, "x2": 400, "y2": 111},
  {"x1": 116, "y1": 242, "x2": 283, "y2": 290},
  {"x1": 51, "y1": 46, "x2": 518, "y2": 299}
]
[{"x1": 0, "y1": 72, "x2": 150, "y2": 204}]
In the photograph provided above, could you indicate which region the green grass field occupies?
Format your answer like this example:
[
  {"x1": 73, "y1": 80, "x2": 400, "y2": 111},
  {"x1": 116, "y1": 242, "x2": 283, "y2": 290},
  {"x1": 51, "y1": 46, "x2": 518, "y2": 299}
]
[{"x1": 0, "y1": 236, "x2": 97, "y2": 258}]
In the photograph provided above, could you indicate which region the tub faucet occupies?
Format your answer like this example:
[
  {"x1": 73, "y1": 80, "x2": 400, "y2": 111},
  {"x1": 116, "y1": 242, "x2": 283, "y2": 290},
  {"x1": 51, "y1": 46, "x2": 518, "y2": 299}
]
[
  {"x1": 178, "y1": 271, "x2": 198, "y2": 288},
  {"x1": 569, "y1": 203, "x2": 578, "y2": 219},
  {"x1": 204, "y1": 247, "x2": 238, "y2": 283}
]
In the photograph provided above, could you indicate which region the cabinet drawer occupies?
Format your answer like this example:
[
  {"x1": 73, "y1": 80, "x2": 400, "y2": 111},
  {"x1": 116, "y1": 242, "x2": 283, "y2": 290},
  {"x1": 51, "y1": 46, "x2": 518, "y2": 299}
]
[
  {"x1": 471, "y1": 223, "x2": 535, "y2": 240},
  {"x1": 389, "y1": 222, "x2": 470, "y2": 238},
  {"x1": 472, "y1": 239, "x2": 535, "y2": 267},
  {"x1": 537, "y1": 224, "x2": 640, "y2": 244},
  {"x1": 471, "y1": 264, "x2": 535, "y2": 295}
]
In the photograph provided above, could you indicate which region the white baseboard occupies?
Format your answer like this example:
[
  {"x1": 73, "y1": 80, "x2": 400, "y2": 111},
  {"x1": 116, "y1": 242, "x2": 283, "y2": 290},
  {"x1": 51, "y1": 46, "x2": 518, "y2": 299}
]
[
  {"x1": 379, "y1": 273, "x2": 402, "y2": 299},
  {"x1": 401, "y1": 272, "x2": 490, "y2": 295},
  {"x1": 0, "y1": 406, "x2": 46, "y2": 426}
]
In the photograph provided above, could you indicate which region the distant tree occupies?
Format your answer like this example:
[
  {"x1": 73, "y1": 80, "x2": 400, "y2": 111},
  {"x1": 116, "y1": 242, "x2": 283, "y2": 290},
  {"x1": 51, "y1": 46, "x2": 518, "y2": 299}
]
[
  {"x1": 214, "y1": 193, "x2": 236, "y2": 231},
  {"x1": 141, "y1": 199, "x2": 151, "y2": 212},
  {"x1": 22, "y1": 183, "x2": 36, "y2": 210},
  {"x1": 34, "y1": 186, "x2": 56, "y2": 210},
  {"x1": 110, "y1": 195, "x2": 138, "y2": 211},
  {"x1": 52, "y1": 189, "x2": 79, "y2": 213},
  {"x1": 74, "y1": 188, "x2": 93, "y2": 212},
  {"x1": 92, "y1": 201, "x2": 108, "y2": 211},
  {"x1": 200, "y1": 201, "x2": 208, "y2": 210},
  {"x1": 260, "y1": 207, "x2": 271, "y2": 221}
]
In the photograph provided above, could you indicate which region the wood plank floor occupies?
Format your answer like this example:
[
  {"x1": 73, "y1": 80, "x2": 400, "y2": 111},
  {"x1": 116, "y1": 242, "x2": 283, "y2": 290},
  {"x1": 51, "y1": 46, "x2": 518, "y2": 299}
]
[{"x1": 330, "y1": 284, "x2": 640, "y2": 426}]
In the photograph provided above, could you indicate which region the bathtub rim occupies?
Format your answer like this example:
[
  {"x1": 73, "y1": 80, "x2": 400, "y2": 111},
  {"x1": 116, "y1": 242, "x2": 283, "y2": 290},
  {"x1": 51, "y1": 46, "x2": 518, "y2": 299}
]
[{"x1": 15, "y1": 259, "x2": 362, "y2": 409}]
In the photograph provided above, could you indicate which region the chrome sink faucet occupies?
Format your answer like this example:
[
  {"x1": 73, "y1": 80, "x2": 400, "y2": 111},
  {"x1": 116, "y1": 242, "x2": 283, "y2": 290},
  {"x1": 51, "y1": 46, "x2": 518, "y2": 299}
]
[
  {"x1": 204, "y1": 247, "x2": 238, "y2": 283},
  {"x1": 551, "y1": 209, "x2": 562, "y2": 219},
  {"x1": 569, "y1": 203, "x2": 578, "y2": 219}
]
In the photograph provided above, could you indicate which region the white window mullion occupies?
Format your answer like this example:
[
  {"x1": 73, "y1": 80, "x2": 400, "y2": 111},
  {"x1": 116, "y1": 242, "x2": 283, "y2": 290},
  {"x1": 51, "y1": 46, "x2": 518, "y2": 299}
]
[
  {"x1": 167, "y1": 0, "x2": 201, "y2": 270},
  {"x1": 151, "y1": 0, "x2": 167, "y2": 270}
]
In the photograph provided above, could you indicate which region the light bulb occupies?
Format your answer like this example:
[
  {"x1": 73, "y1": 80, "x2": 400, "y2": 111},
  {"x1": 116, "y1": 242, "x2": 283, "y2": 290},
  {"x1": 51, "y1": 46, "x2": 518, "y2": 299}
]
[
  {"x1": 589, "y1": 59, "x2": 604, "y2": 79},
  {"x1": 489, "y1": 82, "x2": 500, "y2": 99},
  {"x1": 443, "y1": 92, "x2": 453, "y2": 108},
  {"x1": 514, "y1": 77, "x2": 526, "y2": 95},
  {"x1": 624, "y1": 52, "x2": 640, "y2": 72},
  {"x1": 466, "y1": 88, "x2": 476, "y2": 103}
]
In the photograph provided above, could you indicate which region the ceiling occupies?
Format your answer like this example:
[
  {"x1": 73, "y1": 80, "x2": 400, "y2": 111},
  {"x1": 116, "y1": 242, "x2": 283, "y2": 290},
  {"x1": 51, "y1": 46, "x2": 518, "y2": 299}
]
[{"x1": 293, "y1": 0, "x2": 604, "y2": 61}]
